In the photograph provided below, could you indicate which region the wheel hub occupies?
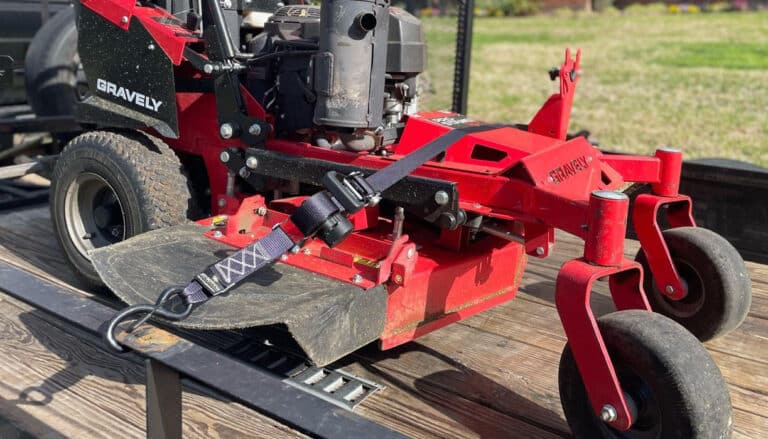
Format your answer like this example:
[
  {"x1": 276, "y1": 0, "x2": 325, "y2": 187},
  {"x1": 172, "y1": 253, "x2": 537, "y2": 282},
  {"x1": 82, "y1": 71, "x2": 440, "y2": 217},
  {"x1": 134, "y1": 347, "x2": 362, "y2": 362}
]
[
  {"x1": 656, "y1": 260, "x2": 705, "y2": 319},
  {"x1": 63, "y1": 173, "x2": 126, "y2": 258}
]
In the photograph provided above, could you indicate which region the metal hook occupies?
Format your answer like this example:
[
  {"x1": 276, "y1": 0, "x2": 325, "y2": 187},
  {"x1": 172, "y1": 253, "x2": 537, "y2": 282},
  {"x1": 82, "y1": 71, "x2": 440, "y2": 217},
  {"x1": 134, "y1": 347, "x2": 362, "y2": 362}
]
[{"x1": 104, "y1": 286, "x2": 193, "y2": 353}]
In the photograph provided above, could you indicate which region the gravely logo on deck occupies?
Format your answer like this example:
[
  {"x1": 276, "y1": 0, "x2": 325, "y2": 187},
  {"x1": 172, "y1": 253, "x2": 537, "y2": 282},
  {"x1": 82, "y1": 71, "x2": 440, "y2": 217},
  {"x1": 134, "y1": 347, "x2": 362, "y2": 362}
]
[{"x1": 548, "y1": 155, "x2": 589, "y2": 184}]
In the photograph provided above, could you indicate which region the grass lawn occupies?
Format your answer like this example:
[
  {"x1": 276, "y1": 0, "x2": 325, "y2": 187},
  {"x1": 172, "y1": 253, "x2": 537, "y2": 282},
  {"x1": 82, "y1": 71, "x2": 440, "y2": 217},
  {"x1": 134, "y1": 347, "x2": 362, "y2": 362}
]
[{"x1": 419, "y1": 12, "x2": 768, "y2": 166}]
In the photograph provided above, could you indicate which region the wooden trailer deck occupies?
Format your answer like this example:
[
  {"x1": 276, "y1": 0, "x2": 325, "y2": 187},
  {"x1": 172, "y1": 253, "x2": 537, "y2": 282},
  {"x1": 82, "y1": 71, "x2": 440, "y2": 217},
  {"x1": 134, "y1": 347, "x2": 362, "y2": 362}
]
[{"x1": 0, "y1": 204, "x2": 765, "y2": 438}]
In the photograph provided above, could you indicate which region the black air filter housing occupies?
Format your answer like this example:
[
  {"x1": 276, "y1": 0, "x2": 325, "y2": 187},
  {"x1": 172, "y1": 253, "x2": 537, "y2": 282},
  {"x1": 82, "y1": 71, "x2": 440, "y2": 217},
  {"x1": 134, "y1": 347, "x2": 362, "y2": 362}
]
[
  {"x1": 387, "y1": 8, "x2": 426, "y2": 74},
  {"x1": 265, "y1": 5, "x2": 321, "y2": 40}
]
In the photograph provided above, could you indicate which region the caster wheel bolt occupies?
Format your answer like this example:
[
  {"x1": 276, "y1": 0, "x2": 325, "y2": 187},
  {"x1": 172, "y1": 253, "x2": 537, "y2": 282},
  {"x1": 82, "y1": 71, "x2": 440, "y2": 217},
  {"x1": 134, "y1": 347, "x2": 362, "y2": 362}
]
[{"x1": 600, "y1": 404, "x2": 617, "y2": 423}]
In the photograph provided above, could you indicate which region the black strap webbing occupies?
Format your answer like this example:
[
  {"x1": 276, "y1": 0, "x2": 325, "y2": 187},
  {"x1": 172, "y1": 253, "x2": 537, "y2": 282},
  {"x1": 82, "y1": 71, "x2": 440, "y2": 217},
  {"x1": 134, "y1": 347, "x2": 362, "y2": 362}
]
[{"x1": 181, "y1": 124, "x2": 502, "y2": 304}]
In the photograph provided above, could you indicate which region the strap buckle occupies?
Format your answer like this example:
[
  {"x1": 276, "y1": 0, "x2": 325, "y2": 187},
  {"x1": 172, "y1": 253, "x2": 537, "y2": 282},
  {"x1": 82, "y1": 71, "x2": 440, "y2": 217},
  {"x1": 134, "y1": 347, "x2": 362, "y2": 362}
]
[{"x1": 322, "y1": 171, "x2": 380, "y2": 214}]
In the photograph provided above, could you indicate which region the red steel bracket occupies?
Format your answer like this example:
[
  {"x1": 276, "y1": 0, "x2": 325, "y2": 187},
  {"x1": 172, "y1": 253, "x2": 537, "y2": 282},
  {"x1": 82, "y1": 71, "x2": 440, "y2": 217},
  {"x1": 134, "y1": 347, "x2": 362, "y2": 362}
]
[
  {"x1": 556, "y1": 258, "x2": 651, "y2": 431},
  {"x1": 632, "y1": 193, "x2": 696, "y2": 300}
]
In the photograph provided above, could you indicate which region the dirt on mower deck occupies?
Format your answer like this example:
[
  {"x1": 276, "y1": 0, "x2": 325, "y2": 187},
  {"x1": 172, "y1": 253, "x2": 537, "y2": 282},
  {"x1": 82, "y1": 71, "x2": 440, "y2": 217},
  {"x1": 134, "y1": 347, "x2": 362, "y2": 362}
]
[{"x1": 0, "y1": 205, "x2": 765, "y2": 438}]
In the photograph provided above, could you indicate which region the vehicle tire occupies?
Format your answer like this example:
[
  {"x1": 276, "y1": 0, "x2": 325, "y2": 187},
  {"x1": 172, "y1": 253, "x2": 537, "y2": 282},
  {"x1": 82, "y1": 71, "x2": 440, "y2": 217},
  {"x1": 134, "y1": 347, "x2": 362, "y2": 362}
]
[
  {"x1": 50, "y1": 130, "x2": 192, "y2": 288},
  {"x1": 559, "y1": 310, "x2": 732, "y2": 438},
  {"x1": 24, "y1": 7, "x2": 85, "y2": 118},
  {"x1": 635, "y1": 227, "x2": 751, "y2": 341}
]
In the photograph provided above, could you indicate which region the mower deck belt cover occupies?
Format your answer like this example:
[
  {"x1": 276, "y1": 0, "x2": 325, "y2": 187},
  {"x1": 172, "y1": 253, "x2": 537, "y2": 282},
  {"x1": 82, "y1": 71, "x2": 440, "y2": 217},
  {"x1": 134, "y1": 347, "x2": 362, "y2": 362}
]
[{"x1": 91, "y1": 224, "x2": 387, "y2": 366}]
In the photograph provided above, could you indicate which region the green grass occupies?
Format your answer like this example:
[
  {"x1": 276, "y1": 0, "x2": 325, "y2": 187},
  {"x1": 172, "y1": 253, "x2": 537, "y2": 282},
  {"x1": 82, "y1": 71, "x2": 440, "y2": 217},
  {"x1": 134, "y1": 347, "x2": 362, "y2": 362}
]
[
  {"x1": 420, "y1": 13, "x2": 768, "y2": 166},
  {"x1": 656, "y1": 42, "x2": 768, "y2": 70}
]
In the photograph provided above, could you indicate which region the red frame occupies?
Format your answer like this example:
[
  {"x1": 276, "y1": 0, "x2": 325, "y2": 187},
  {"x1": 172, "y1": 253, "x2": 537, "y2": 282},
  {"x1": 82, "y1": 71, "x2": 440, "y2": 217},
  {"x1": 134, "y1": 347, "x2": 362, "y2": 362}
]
[{"x1": 83, "y1": 1, "x2": 706, "y2": 430}]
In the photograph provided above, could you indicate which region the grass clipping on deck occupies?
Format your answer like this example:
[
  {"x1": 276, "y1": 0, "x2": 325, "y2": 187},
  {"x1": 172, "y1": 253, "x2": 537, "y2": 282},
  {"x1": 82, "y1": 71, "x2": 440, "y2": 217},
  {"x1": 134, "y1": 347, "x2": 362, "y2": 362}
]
[{"x1": 420, "y1": 13, "x2": 768, "y2": 167}]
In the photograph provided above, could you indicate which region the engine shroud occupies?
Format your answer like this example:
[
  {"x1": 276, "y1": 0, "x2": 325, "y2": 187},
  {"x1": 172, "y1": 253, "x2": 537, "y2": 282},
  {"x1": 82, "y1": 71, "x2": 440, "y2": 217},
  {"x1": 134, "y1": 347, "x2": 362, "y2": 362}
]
[{"x1": 246, "y1": 4, "x2": 425, "y2": 146}]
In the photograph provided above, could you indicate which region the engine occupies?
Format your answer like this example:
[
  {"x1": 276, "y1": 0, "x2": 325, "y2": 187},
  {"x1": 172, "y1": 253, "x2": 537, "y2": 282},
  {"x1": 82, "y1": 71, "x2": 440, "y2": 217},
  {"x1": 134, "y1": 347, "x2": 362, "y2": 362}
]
[{"x1": 245, "y1": 3, "x2": 426, "y2": 151}]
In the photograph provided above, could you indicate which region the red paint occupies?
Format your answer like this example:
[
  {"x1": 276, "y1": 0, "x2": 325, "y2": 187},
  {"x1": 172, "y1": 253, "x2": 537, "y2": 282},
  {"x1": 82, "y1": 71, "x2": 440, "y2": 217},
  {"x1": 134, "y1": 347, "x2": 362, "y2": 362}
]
[
  {"x1": 583, "y1": 191, "x2": 630, "y2": 266},
  {"x1": 81, "y1": 0, "x2": 135, "y2": 30},
  {"x1": 556, "y1": 258, "x2": 651, "y2": 430},
  {"x1": 652, "y1": 148, "x2": 683, "y2": 196},
  {"x1": 529, "y1": 49, "x2": 581, "y2": 140},
  {"x1": 632, "y1": 194, "x2": 696, "y2": 300}
]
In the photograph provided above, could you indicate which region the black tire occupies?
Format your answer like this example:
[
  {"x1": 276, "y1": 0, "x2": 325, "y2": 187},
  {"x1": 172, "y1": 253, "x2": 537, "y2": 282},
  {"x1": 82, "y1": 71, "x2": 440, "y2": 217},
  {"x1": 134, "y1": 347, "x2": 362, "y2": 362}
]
[
  {"x1": 559, "y1": 310, "x2": 732, "y2": 438},
  {"x1": 636, "y1": 227, "x2": 751, "y2": 341},
  {"x1": 51, "y1": 130, "x2": 192, "y2": 288},
  {"x1": 24, "y1": 7, "x2": 84, "y2": 118}
]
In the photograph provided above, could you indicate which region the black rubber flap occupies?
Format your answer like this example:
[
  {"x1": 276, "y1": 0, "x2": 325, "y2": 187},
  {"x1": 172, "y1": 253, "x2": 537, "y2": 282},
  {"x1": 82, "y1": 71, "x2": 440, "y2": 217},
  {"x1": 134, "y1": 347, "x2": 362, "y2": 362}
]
[{"x1": 91, "y1": 224, "x2": 387, "y2": 366}]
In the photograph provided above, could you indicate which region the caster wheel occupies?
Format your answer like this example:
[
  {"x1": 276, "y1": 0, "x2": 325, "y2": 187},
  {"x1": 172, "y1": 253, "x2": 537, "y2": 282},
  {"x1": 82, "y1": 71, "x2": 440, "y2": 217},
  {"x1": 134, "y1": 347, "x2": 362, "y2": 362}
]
[
  {"x1": 559, "y1": 310, "x2": 732, "y2": 438},
  {"x1": 51, "y1": 130, "x2": 192, "y2": 288},
  {"x1": 636, "y1": 227, "x2": 751, "y2": 341}
]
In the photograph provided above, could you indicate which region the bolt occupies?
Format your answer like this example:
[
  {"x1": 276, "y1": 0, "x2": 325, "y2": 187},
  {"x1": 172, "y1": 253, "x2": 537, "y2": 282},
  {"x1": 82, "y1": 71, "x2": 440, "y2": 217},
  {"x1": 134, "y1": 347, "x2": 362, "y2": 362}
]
[
  {"x1": 280, "y1": 254, "x2": 288, "y2": 261},
  {"x1": 302, "y1": 248, "x2": 311, "y2": 255},
  {"x1": 148, "y1": 43, "x2": 155, "y2": 51},
  {"x1": 434, "y1": 190, "x2": 450, "y2": 206},
  {"x1": 203, "y1": 64, "x2": 214, "y2": 74},
  {"x1": 254, "y1": 206, "x2": 267, "y2": 216},
  {"x1": 665, "y1": 285, "x2": 675, "y2": 294},
  {"x1": 290, "y1": 245, "x2": 300, "y2": 254},
  {"x1": 218, "y1": 198, "x2": 227, "y2": 208},
  {"x1": 407, "y1": 247, "x2": 415, "y2": 259},
  {"x1": 219, "y1": 150, "x2": 230, "y2": 163},
  {"x1": 121, "y1": 16, "x2": 128, "y2": 23},
  {"x1": 394, "y1": 274, "x2": 403, "y2": 284},
  {"x1": 213, "y1": 230, "x2": 223, "y2": 238},
  {"x1": 238, "y1": 167, "x2": 250, "y2": 179},
  {"x1": 246, "y1": 156, "x2": 259, "y2": 170},
  {"x1": 536, "y1": 246, "x2": 545, "y2": 256},
  {"x1": 600, "y1": 404, "x2": 617, "y2": 423},
  {"x1": 221, "y1": 0, "x2": 233, "y2": 7},
  {"x1": 352, "y1": 274, "x2": 363, "y2": 284},
  {"x1": 220, "y1": 123, "x2": 234, "y2": 139},
  {"x1": 248, "y1": 124, "x2": 262, "y2": 136}
]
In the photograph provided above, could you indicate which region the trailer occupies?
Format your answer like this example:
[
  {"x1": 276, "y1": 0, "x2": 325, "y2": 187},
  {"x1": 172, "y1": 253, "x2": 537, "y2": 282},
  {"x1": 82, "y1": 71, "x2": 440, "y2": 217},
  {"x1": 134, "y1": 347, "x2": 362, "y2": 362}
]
[
  {"x1": 0, "y1": 0, "x2": 767, "y2": 437},
  {"x1": 0, "y1": 202, "x2": 766, "y2": 438}
]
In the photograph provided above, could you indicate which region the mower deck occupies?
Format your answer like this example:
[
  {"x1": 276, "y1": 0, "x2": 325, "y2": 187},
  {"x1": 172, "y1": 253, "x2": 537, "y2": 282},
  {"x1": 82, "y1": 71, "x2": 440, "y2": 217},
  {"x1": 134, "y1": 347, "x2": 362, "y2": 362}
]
[
  {"x1": 91, "y1": 224, "x2": 388, "y2": 366},
  {"x1": 0, "y1": 206, "x2": 766, "y2": 438}
]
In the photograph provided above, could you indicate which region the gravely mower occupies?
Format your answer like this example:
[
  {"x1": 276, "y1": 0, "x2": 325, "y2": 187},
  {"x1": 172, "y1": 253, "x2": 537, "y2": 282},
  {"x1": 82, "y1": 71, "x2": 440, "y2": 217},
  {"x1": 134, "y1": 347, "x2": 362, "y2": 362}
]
[{"x1": 50, "y1": 0, "x2": 751, "y2": 436}]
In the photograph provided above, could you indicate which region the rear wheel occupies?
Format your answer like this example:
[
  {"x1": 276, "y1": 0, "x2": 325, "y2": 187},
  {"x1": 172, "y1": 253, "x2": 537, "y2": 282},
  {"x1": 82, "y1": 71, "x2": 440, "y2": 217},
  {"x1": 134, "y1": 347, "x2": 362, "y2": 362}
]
[
  {"x1": 24, "y1": 7, "x2": 83, "y2": 119},
  {"x1": 51, "y1": 130, "x2": 192, "y2": 288},
  {"x1": 559, "y1": 310, "x2": 732, "y2": 438},
  {"x1": 636, "y1": 227, "x2": 751, "y2": 341}
]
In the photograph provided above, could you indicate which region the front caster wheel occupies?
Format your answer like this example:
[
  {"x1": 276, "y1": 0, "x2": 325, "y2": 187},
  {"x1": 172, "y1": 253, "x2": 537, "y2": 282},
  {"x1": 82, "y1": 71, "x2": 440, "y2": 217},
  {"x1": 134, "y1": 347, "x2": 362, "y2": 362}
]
[
  {"x1": 559, "y1": 310, "x2": 732, "y2": 438},
  {"x1": 636, "y1": 227, "x2": 751, "y2": 341}
]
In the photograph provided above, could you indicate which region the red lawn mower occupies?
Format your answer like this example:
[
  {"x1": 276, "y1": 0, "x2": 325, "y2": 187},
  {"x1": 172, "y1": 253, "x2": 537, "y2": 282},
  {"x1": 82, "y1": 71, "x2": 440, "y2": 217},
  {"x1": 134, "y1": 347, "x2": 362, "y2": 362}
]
[{"x1": 51, "y1": 0, "x2": 751, "y2": 436}]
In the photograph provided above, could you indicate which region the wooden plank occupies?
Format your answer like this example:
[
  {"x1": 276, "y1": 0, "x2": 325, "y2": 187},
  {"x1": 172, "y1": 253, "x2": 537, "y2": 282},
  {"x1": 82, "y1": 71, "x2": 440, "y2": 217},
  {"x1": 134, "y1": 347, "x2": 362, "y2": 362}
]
[
  {"x1": 343, "y1": 361, "x2": 567, "y2": 439},
  {"x1": 0, "y1": 292, "x2": 305, "y2": 439},
  {"x1": 352, "y1": 318, "x2": 570, "y2": 435},
  {"x1": 0, "y1": 206, "x2": 766, "y2": 438}
]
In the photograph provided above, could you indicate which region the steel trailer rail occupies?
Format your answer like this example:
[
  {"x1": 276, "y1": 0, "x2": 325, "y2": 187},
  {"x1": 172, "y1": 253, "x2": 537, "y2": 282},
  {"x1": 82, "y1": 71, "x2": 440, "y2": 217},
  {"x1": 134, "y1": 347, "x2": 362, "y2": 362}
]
[{"x1": 0, "y1": 261, "x2": 406, "y2": 439}]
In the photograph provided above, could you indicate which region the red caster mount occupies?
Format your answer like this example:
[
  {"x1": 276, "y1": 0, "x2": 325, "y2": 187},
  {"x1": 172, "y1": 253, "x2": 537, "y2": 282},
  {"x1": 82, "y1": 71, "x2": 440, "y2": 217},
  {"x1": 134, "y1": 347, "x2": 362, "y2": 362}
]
[{"x1": 554, "y1": 169, "x2": 744, "y2": 437}]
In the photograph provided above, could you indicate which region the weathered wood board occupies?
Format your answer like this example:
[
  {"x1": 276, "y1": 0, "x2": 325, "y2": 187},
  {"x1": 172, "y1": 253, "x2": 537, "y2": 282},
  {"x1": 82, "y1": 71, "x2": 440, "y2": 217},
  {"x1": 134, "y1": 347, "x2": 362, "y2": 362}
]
[{"x1": 0, "y1": 205, "x2": 765, "y2": 438}]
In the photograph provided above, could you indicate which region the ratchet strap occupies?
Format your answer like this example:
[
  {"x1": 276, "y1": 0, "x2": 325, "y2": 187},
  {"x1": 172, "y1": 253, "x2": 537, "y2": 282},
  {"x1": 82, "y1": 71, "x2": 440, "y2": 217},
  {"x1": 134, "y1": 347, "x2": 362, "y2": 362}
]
[
  {"x1": 181, "y1": 123, "x2": 502, "y2": 305},
  {"x1": 145, "y1": 124, "x2": 502, "y2": 312}
]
